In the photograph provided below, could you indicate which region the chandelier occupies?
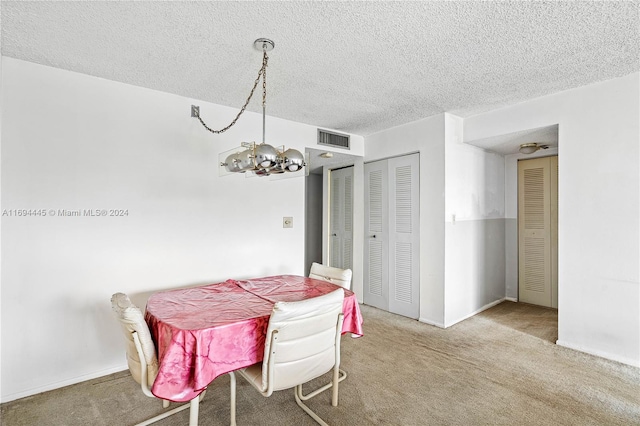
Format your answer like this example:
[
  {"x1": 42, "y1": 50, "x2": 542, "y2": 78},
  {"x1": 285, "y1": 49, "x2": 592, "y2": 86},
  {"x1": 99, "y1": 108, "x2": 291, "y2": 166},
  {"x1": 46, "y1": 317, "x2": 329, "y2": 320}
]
[{"x1": 192, "y1": 38, "x2": 306, "y2": 177}]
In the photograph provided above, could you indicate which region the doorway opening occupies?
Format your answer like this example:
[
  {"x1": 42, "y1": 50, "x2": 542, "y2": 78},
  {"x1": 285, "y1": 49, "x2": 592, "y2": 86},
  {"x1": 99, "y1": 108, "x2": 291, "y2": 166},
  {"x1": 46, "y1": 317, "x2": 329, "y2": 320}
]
[
  {"x1": 465, "y1": 124, "x2": 559, "y2": 342},
  {"x1": 304, "y1": 148, "x2": 361, "y2": 276}
]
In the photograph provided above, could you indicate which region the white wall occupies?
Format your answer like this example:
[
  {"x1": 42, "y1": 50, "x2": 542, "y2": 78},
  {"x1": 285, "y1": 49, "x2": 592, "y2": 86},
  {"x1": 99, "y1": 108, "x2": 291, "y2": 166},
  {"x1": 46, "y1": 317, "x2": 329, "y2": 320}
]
[
  {"x1": 465, "y1": 72, "x2": 640, "y2": 367},
  {"x1": 0, "y1": 57, "x2": 364, "y2": 401},
  {"x1": 444, "y1": 114, "x2": 506, "y2": 327},
  {"x1": 364, "y1": 114, "x2": 446, "y2": 326}
]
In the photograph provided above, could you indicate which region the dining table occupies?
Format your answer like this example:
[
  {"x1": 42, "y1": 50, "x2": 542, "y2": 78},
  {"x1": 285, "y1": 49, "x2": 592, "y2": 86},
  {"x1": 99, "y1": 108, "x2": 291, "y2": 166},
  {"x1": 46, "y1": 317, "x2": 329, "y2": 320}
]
[{"x1": 144, "y1": 274, "x2": 364, "y2": 402}]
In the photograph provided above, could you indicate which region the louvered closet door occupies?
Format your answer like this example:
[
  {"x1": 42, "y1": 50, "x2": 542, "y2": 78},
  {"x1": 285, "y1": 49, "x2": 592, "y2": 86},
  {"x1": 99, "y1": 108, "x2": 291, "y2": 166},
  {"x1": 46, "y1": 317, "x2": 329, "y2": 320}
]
[
  {"x1": 364, "y1": 160, "x2": 389, "y2": 310},
  {"x1": 364, "y1": 154, "x2": 420, "y2": 318},
  {"x1": 518, "y1": 156, "x2": 557, "y2": 307},
  {"x1": 329, "y1": 166, "x2": 354, "y2": 271},
  {"x1": 388, "y1": 154, "x2": 420, "y2": 318}
]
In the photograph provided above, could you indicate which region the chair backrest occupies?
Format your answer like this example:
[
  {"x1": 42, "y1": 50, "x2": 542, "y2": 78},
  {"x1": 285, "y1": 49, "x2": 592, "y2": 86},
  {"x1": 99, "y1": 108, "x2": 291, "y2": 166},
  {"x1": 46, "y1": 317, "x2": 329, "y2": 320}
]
[
  {"x1": 261, "y1": 289, "x2": 344, "y2": 394},
  {"x1": 309, "y1": 262, "x2": 353, "y2": 290},
  {"x1": 111, "y1": 293, "x2": 158, "y2": 388}
]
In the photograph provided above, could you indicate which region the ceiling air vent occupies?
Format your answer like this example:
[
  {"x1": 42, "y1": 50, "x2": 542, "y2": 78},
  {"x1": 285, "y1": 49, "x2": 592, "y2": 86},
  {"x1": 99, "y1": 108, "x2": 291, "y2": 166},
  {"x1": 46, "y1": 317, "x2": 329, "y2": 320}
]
[{"x1": 317, "y1": 129, "x2": 350, "y2": 150}]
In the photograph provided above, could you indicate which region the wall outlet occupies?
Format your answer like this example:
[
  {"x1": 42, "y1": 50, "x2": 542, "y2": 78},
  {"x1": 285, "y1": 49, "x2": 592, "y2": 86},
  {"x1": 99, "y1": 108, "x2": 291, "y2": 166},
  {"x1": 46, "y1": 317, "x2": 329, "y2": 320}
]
[{"x1": 283, "y1": 217, "x2": 293, "y2": 228}]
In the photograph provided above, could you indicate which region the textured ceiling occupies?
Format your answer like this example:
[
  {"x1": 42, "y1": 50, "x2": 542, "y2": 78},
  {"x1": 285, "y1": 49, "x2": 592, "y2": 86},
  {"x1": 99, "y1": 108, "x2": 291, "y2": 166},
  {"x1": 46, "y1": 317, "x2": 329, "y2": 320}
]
[{"x1": 1, "y1": 1, "x2": 639, "y2": 137}]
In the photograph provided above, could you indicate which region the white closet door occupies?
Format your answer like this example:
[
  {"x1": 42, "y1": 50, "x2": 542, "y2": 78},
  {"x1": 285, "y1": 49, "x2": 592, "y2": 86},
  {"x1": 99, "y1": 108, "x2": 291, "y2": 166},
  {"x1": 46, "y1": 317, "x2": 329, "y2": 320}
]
[
  {"x1": 388, "y1": 154, "x2": 420, "y2": 318},
  {"x1": 342, "y1": 170, "x2": 353, "y2": 271},
  {"x1": 329, "y1": 166, "x2": 354, "y2": 271},
  {"x1": 364, "y1": 154, "x2": 420, "y2": 318},
  {"x1": 364, "y1": 160, "x2": 389, "y2": 310},
  {"x1": 518, "y1": 156, "x2": 557, "y2": 307}
]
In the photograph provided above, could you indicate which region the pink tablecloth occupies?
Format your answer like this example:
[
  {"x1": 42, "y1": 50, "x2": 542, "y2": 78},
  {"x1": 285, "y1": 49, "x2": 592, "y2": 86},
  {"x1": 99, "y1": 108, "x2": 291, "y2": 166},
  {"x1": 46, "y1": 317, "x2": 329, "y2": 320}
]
[{"x1": 145, "y1": 275, "x2": 363, "y2": 402}]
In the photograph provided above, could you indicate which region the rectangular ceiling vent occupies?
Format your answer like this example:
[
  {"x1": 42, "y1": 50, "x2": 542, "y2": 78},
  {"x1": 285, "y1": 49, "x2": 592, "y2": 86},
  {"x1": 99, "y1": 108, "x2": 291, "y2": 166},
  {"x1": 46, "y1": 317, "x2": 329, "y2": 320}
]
[{"x1": 318, "y1": 129, "x2": 350, "y2": 150}]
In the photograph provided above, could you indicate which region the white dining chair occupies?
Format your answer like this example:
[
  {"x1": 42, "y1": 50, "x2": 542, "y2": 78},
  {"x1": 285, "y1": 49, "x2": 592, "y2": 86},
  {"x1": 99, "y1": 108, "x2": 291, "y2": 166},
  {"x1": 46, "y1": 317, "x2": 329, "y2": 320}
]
[
  {"x1": 111, "y1": 293, "x2": 214, "y2": 426},
  {"x1": 230, "y1": 289, "x2": 345, "y2": 426},
  {"x1": 309, "y1": 262, "x2": 353, "y2": 290},
  {"x1": 308, "y1": 262, "x2": 352, "y2": 388}
]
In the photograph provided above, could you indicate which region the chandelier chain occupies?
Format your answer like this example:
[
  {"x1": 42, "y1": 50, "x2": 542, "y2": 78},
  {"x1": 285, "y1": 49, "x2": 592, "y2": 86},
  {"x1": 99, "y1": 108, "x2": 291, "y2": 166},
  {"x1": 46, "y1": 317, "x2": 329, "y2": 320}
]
[
  {"x1": 262, "y1": 50, "x2": 267, "y2": 108},
  {"x1": 195, "y1": 50, "x2": 269, "y2": 134}
]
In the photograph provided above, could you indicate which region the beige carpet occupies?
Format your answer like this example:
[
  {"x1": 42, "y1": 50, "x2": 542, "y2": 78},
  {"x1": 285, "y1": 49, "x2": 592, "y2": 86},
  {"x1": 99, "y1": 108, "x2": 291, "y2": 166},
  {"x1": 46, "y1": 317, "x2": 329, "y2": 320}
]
[{"x1": 2, "y1": 302, "x2": 639, "y2": 425}]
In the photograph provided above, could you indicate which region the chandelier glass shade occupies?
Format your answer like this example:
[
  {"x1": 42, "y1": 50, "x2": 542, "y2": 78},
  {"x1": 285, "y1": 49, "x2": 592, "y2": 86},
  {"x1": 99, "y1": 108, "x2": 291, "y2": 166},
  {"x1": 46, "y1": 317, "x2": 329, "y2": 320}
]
[
  {"x1": 219, "y1": 142, "x2": 306, "y2": 176},
  {"x1": 194, "y1": 38, "x2": 306, "y2": 178}
]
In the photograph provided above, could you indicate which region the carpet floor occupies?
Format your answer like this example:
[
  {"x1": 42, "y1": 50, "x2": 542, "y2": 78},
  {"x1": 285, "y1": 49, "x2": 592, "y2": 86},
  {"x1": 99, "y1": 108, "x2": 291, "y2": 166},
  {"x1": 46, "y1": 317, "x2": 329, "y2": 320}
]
[{"x1": 2, "y1": 301, "x2": 639, "y2": 425}]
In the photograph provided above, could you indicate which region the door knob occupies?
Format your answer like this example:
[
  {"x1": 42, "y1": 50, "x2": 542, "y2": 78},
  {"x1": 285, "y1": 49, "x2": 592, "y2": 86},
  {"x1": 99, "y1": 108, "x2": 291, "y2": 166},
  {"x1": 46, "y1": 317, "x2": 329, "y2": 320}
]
[{"x1": 371, "y1": 234, "x2": 377, "y2": 238}]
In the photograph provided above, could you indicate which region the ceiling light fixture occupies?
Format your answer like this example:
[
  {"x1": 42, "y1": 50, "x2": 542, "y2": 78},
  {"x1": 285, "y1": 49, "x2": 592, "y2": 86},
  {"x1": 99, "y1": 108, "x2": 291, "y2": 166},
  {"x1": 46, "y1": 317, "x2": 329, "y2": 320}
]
[
  {"x1": 191, "y1": 38, "x2": 305, "y2": 177},
  {"x1": 519, "y1": 143, "x2": 549, "y2": 155}
]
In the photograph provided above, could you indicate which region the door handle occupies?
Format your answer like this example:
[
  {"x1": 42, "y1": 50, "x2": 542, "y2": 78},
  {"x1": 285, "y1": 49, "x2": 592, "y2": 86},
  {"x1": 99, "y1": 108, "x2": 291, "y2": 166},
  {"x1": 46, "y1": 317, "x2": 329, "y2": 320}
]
[
  {"x1": 331, "y1": 233, "x2": 337, "y2": 237},
  {"x1": 370, "y1": 234, "x2": 377, "y2": 238}
]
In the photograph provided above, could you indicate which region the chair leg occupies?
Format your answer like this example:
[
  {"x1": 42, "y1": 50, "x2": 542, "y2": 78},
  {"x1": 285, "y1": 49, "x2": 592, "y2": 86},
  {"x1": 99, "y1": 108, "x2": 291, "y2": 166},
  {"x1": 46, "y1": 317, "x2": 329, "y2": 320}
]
[
  {"x1": 188, "y1": 397, "x2": 199, "y2": 426},
  {"x1": 297, "y1": 369, "x2": 347, "y2": 402},
  {"x1": 135, "y1": 402, "x2": 192, "y2": 426},
  {"x1": 136, "y1": 390, "x2": 207, "y2": 426},
  {"x1": 294, "y1": 385, "x2": 329, "y2": 426},
  {"x1": 229, "y1": 372, "x2": 237, "y2": 426},
  {"x1": 337, "y1": 368, "x2": 348, "y2": 383},
  {"x1": 331, "y1": 365, "x2": 339, "y2": 407}
]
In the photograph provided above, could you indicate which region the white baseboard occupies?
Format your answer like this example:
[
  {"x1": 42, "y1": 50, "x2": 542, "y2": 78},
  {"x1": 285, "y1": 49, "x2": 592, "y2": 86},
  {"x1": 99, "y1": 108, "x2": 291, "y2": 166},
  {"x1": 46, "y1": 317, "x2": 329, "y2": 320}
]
[
  {"x1": 0, "y1": 364, "x2": 128, "y2": 403},
  {"x1": 418, "y1": 317, "x2": 445, "y2": 328},
  {"x1": 555, "y1": 340, "x2": 640, "y2": 368},
  {"x1": 444, "y1": 298, "x2": 506, "y2": 328},
  {"x1": 505, "y1": 297, "x2": 518, "y2": 302},
  {"x1": 419, "y1": 298, "x2": 509, "y2": 329}
]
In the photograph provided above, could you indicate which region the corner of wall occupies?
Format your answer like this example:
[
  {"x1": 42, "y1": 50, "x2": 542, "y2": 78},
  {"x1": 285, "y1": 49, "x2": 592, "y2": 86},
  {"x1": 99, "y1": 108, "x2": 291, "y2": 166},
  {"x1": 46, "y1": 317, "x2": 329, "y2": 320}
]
[{"x1": 443, "y1": 112, "x2": 507, "y2": 326}]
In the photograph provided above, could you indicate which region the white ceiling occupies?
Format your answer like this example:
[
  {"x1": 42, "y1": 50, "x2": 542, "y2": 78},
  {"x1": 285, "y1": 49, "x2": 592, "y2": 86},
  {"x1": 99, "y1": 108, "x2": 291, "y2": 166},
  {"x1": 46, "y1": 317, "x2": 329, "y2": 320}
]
[
  {"x1": 467, "y1": 124, "x2": 558, "y2": 155},
  {"x1": 1, "y1": 1, "x2": 638, "y2": 138}
]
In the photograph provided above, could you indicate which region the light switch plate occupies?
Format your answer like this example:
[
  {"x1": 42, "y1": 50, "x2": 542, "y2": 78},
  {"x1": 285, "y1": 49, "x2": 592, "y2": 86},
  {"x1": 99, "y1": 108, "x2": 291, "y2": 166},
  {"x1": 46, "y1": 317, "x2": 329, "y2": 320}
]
[{"x1": 283, "y1": 217, "x2": 293, "y2": 228}]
